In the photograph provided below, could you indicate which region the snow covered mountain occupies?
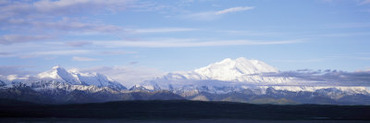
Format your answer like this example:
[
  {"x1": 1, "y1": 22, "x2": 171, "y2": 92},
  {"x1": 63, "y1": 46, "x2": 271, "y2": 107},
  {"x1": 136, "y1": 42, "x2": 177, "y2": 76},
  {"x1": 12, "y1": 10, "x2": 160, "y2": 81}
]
[
  {"x1": 0, "y1": 66, "x2": 127, "y2": 95},
  {"x1": 160, "y1": 57, "x2": 294, "y2": 84},
  {"x1": 194, "y1": 57, "x2": 278, "y2": 80},
  {"x1": 136, "y1": 57, "x2": 370, "y2": 104},
  {"x1": 1, "y1": 58, "x2": 370, "y2": 105},
  {"x1": 36, "y1": 66, "x2": 125, "y2": 90},
  {"x1": 141, "y1": 57, "x2": 299, "y2": 91},
  {"x1": 0, "y1": 66, "x2": 185, "y2": 104}
]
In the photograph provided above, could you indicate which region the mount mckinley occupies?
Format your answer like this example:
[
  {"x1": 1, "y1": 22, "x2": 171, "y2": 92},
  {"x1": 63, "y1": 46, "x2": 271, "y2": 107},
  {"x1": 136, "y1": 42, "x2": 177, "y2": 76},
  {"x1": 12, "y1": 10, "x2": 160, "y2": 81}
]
[{"x1": 1, "y1": 57, "x2": 370, "y2": 104}]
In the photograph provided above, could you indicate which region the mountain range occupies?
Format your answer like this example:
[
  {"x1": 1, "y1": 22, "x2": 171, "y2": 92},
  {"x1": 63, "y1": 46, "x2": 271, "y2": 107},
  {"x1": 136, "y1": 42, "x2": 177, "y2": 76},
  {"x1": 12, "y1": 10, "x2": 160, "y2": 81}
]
[{"x1": 1, "y1": 57, "x2": 369, "y2": 105}]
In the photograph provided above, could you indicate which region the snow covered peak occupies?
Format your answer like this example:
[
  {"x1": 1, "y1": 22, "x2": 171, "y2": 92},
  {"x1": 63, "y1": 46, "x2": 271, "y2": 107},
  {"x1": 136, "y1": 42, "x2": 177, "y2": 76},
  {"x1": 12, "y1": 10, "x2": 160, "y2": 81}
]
[
  {"x1": 39, "y1": 65, "x2": 65, "y2": 78},
  {"x1": 194, "y1": 57, "x2": 278, "y2": 79},
  {"x1": 219, "y1": 58, "x2": 233, "y2": 63},
  {"x1": 36, "y1": 66, "x2": 126, "y2": 89},
  {"x1": 52, "y1": 65, "x2": 62, "y2": 70},
  {"x1": 38, "y1": 66, "x2": 80, "y2": 84},
  {"x1": 190, "y1": 57, "x2": 279, "y2": 82},
  {"x1": 158, "y1": 57, "x2": 288, "y2": 83}
]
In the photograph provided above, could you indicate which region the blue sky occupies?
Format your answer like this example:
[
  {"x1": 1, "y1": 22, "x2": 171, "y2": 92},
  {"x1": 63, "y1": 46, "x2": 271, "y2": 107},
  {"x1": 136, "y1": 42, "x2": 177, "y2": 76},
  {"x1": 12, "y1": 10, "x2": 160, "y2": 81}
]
[{"x1": 1, "y1": 0, "x2": 370, "y2": 82}]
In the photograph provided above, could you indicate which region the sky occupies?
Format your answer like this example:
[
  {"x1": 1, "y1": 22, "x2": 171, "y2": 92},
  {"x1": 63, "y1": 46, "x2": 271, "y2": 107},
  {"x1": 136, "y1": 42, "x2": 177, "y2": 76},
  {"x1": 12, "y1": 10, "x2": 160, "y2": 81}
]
[{"x1": 1, "y1": 0, "x2": 370, "y2": 83}]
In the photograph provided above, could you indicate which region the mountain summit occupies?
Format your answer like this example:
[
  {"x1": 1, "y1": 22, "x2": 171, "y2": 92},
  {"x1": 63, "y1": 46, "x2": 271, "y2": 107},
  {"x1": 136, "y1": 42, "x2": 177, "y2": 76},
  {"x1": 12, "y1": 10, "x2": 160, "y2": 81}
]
[
  {"x1": 161, "y1": 57, "x2": 289, "y2": 83},
  {"x1": 193, "y1": 57, "x2": 278, "y2": 81},
  {"x1": 136, "y1": 58, "x2": 370, "y2": 105},
  {"x1": 38, "y1": 66, "x2": 81, "y2": 84},
  {"x1": 37, "y1": 66, "x2": 126, "y2": 90}
]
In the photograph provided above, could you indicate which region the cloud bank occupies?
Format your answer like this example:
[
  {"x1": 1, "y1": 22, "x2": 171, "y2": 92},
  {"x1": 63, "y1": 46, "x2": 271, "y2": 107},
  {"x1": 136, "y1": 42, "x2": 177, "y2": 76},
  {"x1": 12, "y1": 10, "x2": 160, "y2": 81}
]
[{"x1": 263, "y1": 69, "x2": 370, "y2": 86}]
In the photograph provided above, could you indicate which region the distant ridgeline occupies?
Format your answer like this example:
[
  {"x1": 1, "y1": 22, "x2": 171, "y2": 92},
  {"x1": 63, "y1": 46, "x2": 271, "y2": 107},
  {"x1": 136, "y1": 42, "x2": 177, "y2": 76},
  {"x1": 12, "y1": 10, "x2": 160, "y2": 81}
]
[{"x1": 1, "y1": 58, "x2": 370, "y2": 105}]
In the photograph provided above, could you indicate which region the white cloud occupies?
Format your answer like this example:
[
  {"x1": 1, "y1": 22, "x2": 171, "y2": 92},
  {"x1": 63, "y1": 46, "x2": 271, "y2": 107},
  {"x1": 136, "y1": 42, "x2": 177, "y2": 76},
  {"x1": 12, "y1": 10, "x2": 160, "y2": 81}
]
[
  {"x1": 0, "y1": 0, "x2": 133, "y2": 18},
  {"x1": 184, "y1": 6, "x2": 254, "y2": 20},
  {"x1": 3, "y1": 18, "x2": 122, "y2": 34},
  {"x1": 93, "y1": 39, "x2": 302, "y2": 48},
  {"x1": 215, "y1": 6, "x2": 255, "y2": 15},
  {"x1": 33, "y1": 50, "x2": 91, "y2": 56},
  {"x1": 132, "y1": 27, "x2": 198, "y2": 33},
  {"x1": 72, "y1": 56, "x2": 100, "y2": 61},
  {"x1": 0, "y1": 35, "x2": 52, "y2": 44},
  {"x1": 184, "y1": 11, "x2": 220, "y2": 20},
  {"x1": 100, "y1": 50, "x2": 137, "y2": 55},
  {"x1": 0, "y1": 0, "x2": 128, "y2": 45},
  {"x1": 0, "y1": 52, "x2": 12, "y2": 57},
  {"x1": 65, "y1": 41, "x2": 92, "y2": 47},
  {"x1": 218, "y1": 30, "x2": 285, "y2": 36},
  {"x1": 0, "y1": 40, "x2": 96, "y2": 58}
]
